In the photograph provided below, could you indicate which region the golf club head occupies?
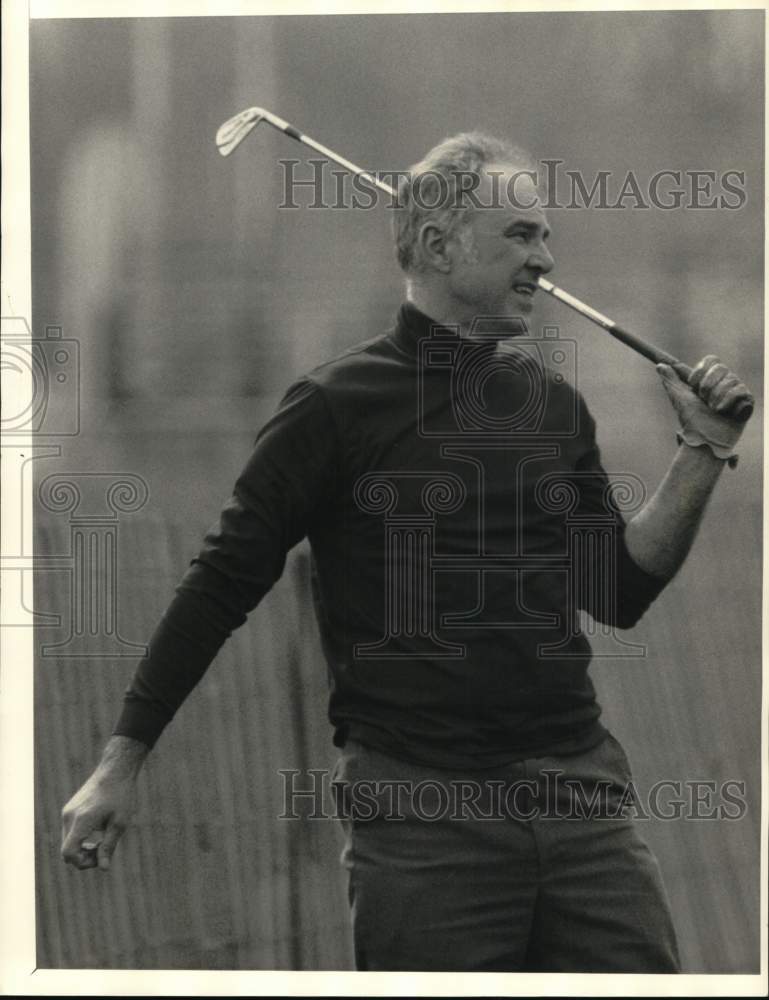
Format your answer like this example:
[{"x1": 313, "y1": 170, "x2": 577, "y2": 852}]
[{"x1": 216, "y1": 107, "x2": 265, "y2": 156}]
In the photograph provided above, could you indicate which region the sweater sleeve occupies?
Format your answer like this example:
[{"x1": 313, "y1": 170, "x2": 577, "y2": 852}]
[
  {"x1": 113, "y1": 377, "x2": 340, "y2": 748},
  {"x1": 573, "y1": 402, "x2": 668, "y2": 630}
]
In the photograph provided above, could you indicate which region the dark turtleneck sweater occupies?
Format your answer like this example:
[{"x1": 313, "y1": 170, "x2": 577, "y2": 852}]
[{"x1": 114, "y1": 303, "x2": 667, "y2": 767}]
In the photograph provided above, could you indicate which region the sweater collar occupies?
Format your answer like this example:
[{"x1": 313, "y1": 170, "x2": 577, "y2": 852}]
[
  {"x1": 391, "y1": 301, "x2": 454, "y2": 358},
  {"x1": 391, "y1": 301, "x2": 527, "y2": 360}
]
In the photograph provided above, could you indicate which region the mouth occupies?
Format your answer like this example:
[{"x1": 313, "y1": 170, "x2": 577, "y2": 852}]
[{"x1": 512, "y1": 282, "x2": 537, "y2": 298}]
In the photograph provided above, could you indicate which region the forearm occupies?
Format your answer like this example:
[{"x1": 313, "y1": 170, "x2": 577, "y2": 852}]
[{"x1": 624, "y1": 442, "x2": 727, "y2": 582}]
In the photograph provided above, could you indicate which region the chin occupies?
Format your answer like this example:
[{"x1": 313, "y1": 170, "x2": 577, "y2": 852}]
[{"x1": 510, "y1": 295, "x2": 534, "y2": 316}]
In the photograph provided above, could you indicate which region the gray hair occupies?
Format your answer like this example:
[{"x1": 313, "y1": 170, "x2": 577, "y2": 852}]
[{"x1": 393, "y1": 132, "x2": 536, "y2": 274}]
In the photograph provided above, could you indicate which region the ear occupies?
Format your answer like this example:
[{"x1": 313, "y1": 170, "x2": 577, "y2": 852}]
[{"x1": 417, "y1": 221, "x2": 452, "y2": 273}]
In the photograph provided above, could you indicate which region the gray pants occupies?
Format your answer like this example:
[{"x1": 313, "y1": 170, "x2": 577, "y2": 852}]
[{"x1": 332, "y1": 735, "x2": 680, "y2": 972}]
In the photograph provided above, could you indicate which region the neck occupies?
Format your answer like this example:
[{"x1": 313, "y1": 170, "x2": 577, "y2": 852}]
[{"x1": 406, "y1": 281, "x2": 476, "y2": 336}]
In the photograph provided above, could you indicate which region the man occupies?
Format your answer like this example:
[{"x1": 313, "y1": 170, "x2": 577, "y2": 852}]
[{"x1": 61, "y1": 132, "x2": 753, "y2": 972}]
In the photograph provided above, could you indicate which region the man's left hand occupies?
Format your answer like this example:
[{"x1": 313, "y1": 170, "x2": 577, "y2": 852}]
[{"x1": 657, "y1": 355, "x2": 754, "y2": 466}]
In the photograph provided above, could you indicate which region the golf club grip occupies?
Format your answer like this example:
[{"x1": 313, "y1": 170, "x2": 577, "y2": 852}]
[{"x1": 610, "y1": 324, "x2": 753, "y2": 424}]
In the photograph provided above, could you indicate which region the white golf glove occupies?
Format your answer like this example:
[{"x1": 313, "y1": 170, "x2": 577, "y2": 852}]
[{"x1": 657, "y1": 355, "x2": 754, "y2": 468}]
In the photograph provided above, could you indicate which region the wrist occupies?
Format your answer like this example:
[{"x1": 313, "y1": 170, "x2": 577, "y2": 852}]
[
  {"x1": 670, "y1": 442, "x2": 728, "y2": 507},
  {"x1": 676, "y1": 432, "x2": 738, "y2": 469},
  {"x1": 97, "y1": 735, "x2": 149, "y2": 781}
]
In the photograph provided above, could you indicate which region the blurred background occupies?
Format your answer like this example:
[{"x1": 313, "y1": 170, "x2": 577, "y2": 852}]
[{"x1": 30, "y1": 11, "x2": 762, "y2": 971}]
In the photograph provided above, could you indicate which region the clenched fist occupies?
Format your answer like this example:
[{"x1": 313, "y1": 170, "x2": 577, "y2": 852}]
[
  {"x1": 61, "y1": 735, "x2": 147, "y2": 872},
  {"x1": 61, "y1": 772, "x2": 135, "y2": 871},
  {"x1": 657, "y1": 355, "x2": 754, "y2": 467}
]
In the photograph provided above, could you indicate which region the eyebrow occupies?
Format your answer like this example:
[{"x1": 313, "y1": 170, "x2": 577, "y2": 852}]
[{"x1": 504, "y1": 220, "x2": 551, "y2": 240}]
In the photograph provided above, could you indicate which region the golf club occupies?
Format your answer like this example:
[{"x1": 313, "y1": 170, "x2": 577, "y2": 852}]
[{"x1": 215, "y1": 105, "x2": 754, "y2": 423}]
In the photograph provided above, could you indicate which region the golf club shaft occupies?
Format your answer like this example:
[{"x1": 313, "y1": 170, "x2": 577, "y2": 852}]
[
  {"x1": 216, "y1": 106, "x2": 754, "y2": 423},
  {"x1": 538, "y1": 277, "x2": 690, "y2": 374},
  {"x1": 276, "y1": 124, "x2": 396, "y2": 197},
  {"x1": 537, "y1": 278, "x2": 752, "y2": 422}
]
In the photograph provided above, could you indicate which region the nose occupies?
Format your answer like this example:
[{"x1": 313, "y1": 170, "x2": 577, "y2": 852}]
[{"x1": 528, "y1": 239, "x2": 554, "y2": 275}]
